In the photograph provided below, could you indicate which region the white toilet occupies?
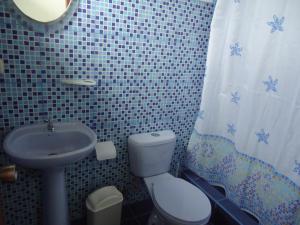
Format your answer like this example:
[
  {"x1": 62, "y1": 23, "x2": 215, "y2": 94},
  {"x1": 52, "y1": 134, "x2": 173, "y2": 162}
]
[{"x1": 128, "y1": 130, "x2": 211, "y2": 225}]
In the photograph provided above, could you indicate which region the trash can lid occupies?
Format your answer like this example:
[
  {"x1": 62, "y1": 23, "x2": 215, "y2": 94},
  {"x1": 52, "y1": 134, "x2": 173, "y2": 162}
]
[{"x1": 86, "y1": 186, "x2": 123, "y2": 212}]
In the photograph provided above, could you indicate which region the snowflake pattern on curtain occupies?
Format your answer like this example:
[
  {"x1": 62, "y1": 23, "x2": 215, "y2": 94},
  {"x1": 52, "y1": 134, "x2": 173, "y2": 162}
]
[
  {"x1": 186, "y1": 0, "x2": 300, "y2": 224},
  {"x1": 267, "y1": 15, "x2": 285, "y2": 33}
]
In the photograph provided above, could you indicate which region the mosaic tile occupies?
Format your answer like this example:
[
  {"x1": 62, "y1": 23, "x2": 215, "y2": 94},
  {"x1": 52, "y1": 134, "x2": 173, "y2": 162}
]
[{"x1": 0, "y1": 0, "x2": 214, "y2": 224}]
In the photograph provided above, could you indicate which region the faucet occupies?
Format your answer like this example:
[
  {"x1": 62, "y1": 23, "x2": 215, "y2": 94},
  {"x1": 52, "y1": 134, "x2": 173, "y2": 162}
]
[{"x1": 45, "y1": 118, "x2": 54, "y2": 132}]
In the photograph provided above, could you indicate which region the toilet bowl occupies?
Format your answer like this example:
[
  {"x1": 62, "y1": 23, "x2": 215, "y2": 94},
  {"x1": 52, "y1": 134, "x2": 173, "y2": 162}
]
[
  {"x1": 144, "y1": 173, "x2": 211, "y2": 225},
  {"x1": 128, "y1": 130, "x2": 211, "y2": 225}
]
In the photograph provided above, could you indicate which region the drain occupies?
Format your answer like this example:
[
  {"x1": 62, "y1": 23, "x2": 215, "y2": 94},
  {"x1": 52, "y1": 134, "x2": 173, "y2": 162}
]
[{"x1": 48, "y1": 153, "x2": 58, "y2": 156}]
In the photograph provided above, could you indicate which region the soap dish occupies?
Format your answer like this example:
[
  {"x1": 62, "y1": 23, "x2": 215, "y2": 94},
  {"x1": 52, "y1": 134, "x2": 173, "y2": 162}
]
[{"x1": 61, "y1": 79, "x2": 96, "y2": 86}]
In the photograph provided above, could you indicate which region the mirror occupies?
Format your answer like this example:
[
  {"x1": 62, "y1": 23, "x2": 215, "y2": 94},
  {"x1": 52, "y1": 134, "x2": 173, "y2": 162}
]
[{"x1": 13, "y1": 0, "x2": 73, "y2": 23}]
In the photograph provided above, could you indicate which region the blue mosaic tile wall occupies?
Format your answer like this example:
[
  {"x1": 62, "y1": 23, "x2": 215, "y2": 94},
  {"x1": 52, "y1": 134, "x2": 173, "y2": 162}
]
[{"x1": 0, "y1": 0, "x2": 214, "y2": 224}]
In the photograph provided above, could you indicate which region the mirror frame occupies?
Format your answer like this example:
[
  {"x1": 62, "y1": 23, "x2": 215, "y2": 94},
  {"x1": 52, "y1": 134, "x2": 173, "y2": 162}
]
[{"x1": 6, "y1": 0, "x2": 80, "y2": 33}]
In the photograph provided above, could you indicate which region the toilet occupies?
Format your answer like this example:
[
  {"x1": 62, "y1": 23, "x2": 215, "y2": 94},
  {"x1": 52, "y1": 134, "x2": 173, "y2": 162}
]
[{"x1": 128, "y1": 130, "x2": 211, "y2": 225}]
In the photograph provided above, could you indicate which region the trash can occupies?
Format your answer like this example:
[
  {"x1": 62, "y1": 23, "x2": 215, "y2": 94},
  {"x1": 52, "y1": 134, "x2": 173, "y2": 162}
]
[{"x1": 86, "y1": 186, "x2": 123, "y2": 225}]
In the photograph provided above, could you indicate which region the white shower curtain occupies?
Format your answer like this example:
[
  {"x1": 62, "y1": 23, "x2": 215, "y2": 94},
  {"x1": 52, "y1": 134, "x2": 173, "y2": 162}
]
[{"x1": 186, "y1": 0, "x2": 300, "y2": 224}]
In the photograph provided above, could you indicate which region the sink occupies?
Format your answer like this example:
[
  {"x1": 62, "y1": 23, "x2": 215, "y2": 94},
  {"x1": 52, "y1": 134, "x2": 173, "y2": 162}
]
[
  {"x1": 3, "y1": 121, "x2": 97, "y2": 225},
  {"x1": 4, "y1": 122, "x2": 97, "y2": 169}
]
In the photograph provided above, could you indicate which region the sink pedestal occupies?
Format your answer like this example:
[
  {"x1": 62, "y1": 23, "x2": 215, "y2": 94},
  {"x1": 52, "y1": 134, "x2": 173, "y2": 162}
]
[
  {"x1": 3, "y1": 122, "x2": 97, "y2": 225},
  {"x1": 42, "y1": 168, "x2": 69, "y2": 225}
]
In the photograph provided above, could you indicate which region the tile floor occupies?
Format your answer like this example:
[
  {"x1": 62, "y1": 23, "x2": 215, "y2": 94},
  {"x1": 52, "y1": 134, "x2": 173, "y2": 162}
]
[
  {"x1": 72, "y1": 199, "x2": 154, "y2": 225},
  {"x1": 73, "y1": 198, "x2": 215, "y2": 225},
  {"x1": 72, "y1": 176, "x2": 260, "y2": 225},
  {"x1": 122, "y1": 199, "x2": 216, "y2": 225},
  {"x1": 121, "y1": 200, "x2": 154, "y2": 225},
  {"x1": 72, "y1": 169, "x2": 260, "y2": 225}
]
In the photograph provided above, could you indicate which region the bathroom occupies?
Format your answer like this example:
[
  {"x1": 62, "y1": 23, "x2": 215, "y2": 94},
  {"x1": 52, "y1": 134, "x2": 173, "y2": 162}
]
[{"x1": 0, "y1": 0, "x2": 299, "y2": 225}]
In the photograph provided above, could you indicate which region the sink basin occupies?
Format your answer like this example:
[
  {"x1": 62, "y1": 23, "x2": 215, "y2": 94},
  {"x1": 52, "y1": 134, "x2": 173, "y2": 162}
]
[
  {"x1": 3, "y1": 121, "x2": 97, "y2": 225},
  {"x1": 4, "y1": 122, "x2": 96, "y2": 169}
]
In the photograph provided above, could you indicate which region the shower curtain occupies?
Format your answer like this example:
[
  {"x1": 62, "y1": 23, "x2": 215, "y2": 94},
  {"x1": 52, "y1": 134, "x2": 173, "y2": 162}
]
[{"x1": 186, "y1": 0, "x2": 300, "y2": 224}]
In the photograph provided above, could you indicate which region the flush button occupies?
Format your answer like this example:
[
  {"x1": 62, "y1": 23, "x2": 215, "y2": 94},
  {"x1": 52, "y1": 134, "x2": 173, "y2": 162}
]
[{"x1": 151, "y1": 133, "x2": 160, "y2": 137}]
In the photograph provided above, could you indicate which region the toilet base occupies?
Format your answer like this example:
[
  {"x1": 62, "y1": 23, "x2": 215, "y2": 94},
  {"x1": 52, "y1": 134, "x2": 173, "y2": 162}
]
[{"x1": 147, "y1": 209, "x2": 166, "y2": 225}]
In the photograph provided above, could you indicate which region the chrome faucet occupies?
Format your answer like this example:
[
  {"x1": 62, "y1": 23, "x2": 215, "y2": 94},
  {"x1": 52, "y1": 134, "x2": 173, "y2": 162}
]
[{"x1": 45, "y1": 118, "x2": 54, "y2": 132}]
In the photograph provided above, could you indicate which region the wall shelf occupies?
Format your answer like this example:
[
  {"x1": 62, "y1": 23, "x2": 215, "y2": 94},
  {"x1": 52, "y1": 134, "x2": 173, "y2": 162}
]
[{"x1": 61, "y1": 79, "x2": 96, "y2": 86}]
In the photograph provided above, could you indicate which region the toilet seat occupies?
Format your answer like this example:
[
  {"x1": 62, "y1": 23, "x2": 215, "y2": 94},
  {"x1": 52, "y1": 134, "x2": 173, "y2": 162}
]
[{"x1": 152, "y1": 178, "x2": 211, "y2": 225}]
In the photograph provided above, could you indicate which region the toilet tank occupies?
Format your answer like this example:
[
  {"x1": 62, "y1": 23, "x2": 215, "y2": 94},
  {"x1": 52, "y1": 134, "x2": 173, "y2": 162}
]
[{"x1": 128, "y1": 130, "x2": 176, "y2": 177}]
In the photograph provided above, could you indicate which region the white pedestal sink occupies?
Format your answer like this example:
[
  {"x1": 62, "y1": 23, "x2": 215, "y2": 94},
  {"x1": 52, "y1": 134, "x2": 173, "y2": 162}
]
[{"x1": 3, "y1": 122, "x2": 97, "y2": 225}]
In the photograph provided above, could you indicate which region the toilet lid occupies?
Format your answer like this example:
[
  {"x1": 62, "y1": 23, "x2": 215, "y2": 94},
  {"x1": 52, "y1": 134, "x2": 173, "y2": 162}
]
[{"x1": 153, "y1": 178, "x2": 211, "y2": 223}]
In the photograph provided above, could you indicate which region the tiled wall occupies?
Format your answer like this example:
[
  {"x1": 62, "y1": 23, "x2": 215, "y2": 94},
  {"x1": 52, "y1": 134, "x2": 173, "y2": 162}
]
[{"x1": 0, "y1": 0, "x2": 214, "y2": 224}]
